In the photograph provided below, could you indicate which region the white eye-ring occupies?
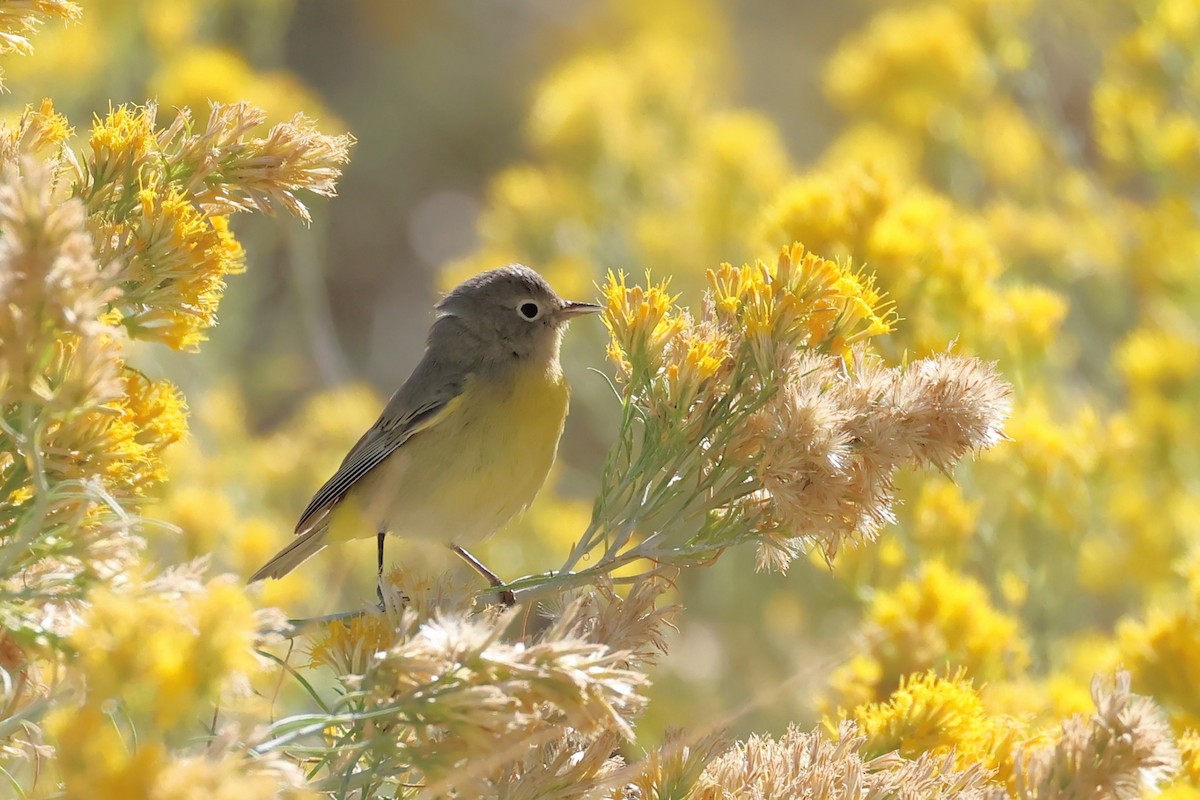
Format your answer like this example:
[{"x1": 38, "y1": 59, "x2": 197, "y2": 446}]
[{"x1": 517, "y1": 299, "x2": 543, "y2": 321}]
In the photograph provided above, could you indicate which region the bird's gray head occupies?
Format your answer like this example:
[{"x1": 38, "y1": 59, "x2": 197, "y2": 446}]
[{"x1": 431, "y1": 265, "x2": 601, "y2": 369}]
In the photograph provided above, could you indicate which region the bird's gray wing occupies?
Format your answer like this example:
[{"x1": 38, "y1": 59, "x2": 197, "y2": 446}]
[{"x1": 294, "y1": 359, "x2": 468, "y2": 534}]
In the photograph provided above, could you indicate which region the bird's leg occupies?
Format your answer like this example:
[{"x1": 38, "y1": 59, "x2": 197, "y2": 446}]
[
  {"x1": 376, "y1": 531, "x2": 386, "y2": 608},
  {"x1": 450, "y1": 544, "x2": 515, "y2": 607}
]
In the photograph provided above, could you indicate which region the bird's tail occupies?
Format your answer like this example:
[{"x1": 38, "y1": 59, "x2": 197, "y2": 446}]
[{"x1": 248, "y1": 524, "x2": 328, "y2": 582}]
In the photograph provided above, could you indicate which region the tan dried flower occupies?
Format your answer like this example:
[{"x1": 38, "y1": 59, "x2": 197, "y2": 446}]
[
  {"x1": 691, "y1": 722, "x2": 993, "y2": 800},
  {"x1": 0, "y1": 100, "x2": 73, "y2": 165},
  {"x1": 621, "y1": 728, "x2": 730, "y2": 800},
  {"x1": 467, "y1": 730, "x2": 626, "y2": 800},
  {"x1": 734, "y1": 348, "x2": 1011, "y2": 567},
  {"x1": 1012, "y1": 671, "x2": 1179, "y2": 800},
  {"x1": 542, "y1": 574, "x2": 680, "y2": 667},
  {"x1": 292, "y1": 593, "x2": 651, "y2": 797},
  {"x1": 0, "y1": 159, "x2": 117, "y2": 398},
  {"x1": 368, "y1": 609, "x2": 647, "y2": 741},
  {"x1": 184, "y1": 103, "x2": 355, "y2": 223},
  {"x1": 890, "y1": 352, "x2": 1014, "y2": 471},
  {"x1": 152, "y1": 749, "x2": 314, "y2": 800},
  {"x1": 306, "y1": 567, "x2": 477, "y2": 677},
  {"x1": 750, "y1": 353, "x2": 860, "y2": 556}
]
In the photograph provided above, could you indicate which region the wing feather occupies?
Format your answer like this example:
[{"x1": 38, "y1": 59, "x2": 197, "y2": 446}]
[{"x1": 294, "y1": 366, "x2": 467, "y2": 534}]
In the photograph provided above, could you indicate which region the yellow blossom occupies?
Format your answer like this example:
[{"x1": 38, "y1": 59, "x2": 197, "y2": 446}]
[
  {"x1": 307, "y1": 608, "x2": 396, "y2": 678},
  {"x1": 117, "y1": 184, "x2": 246, "y2": 350},
  {"x1": 759, "y1": 159, "x2": 1049, "y2": 363},
  {"x1": 0, "y1": 98, "x2": 72, "y2": 161},
  {"x1": 31, "y1": 354, "x2": 185, "y2": 501},
  {"x1": 707, "y1": 243, "x2": 894, "y2": 364},
  {"x1": 840, "y1": 670, "x2": 1025, "y2": 783},
  {"x1": 827, "y1": 561, "x2": 1030, "y2": 709},
  {"x1": 975, "y1": 100, "x2": 1047, "y2": 193},
  {"x1": 69, "y1": 575, "x2": 261, "y2": 729},
  {"x1": 909, "y1": 476, "x2": 981, "y2": 558},
  {"x1": 1094, "y1": 0, "x2": 1200, "y2": 186},
  {"x1": 986, "y1": 283, "x2": 1069, "y2": 358},
  {"x1": 109, "y1": 368, "x2": 188, "y2": 491},
  {"x1": 1116, "y1": 586, "x2": 1200, "y2": 730},
  {"x1": 49, "y1": 703, "x2": 166, "y2": 799},
  {"x1": 87, "y1": 103, "x2": 156, "y2": 190},
  {"x1": 824, "y1": 4, "x2": 993, "y2": 132},
  {"x1": 1116, "y1": 327, "x2": 1200, "y2": 395},
  {"x1": 602, "y1": 269, "x2": 684, "y2": 376},
  {"x1": 758, "y1": 160, "x2": 900, "y2": 263},
  {"x1": 150, "y1": 45, "x2": 343, "y2": 134},
  {"x1": 980, "y1": 397, "x2": 1101, "y2": 543},
  {"x1": 1179, "y1": 730, "x2": 1200, "y2": 783},
  {"x1": 529, "y1": 36, "x2": 715, "y2": 170},
  {"x1": 1130, "y1": 197, "x2": 1200, "y2": 301}
]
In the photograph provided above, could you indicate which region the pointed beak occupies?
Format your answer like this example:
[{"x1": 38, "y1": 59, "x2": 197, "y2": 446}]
[{"x1": 558, "y1": 301, "x2": 603, "y2": 320}]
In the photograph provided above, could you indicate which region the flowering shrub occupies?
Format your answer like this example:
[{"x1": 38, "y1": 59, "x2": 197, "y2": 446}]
[{"x1": 2, "y1": 0, "x2": 1198, "y2": 797}]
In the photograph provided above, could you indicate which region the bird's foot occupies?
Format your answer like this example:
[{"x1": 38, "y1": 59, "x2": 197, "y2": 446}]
[{"x1": 450, "y1": 544, "x2": 516, "y2": 607}]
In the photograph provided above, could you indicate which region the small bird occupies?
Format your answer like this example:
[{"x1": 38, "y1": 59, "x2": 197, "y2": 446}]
[{"x1": 249, "y1": 265, "x2": 601, "y2": 593}]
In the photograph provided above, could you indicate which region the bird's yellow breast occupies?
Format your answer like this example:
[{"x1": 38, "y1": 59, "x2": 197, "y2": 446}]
[{"x1": 328, "y1": 358, "x2": 570, "y2": 545}]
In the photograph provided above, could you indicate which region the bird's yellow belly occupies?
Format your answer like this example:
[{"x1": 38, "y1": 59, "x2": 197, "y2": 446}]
[{"x1": 328, "y1": 361, "x2": 569, "y2": 546}]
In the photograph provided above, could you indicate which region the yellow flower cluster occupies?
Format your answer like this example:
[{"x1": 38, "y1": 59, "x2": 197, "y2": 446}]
[
  {"x1": 601, "y1": 271, "x2": 684, "y2": 379},
  {"x1": 1094, "y1": 0, "x2": 1200, "y2": 188},
  {"x1": 68, "y1": 574, "x2": 261, "y2": 728},
  {"x1": 843, "y1": 670, "x2": 1025, "y2": 781},
  {"x1": 4, "y1": 0, "x2": 1198, "y2": 794},
  {"x1": 82, "y1": 101, "x2": 352, "y2": 350},
  {"x1": 760, "y1": 158, "x2": 1067, "y2": 363},
  {"x1": 1113, "y1": 563, "x2": 1200, "y2": 732},
  {"x1": 825, "y1": 4, "x2": 996, "y2": 134},
  {"x1": 0, "y1": 0, "x2": 338, "y2": 142},
  {"x1": 826, "y1": 562, "x2": 1029, "y2": 711},
  {"x1": 121, "y1": 187, "x2": 245, "y2": 351},
  {"x1": 578, "y1": 255, "x2": 1009, "y2": 584},
  {"x1": 707, "y1": 244, "x2": 893, "y2": 359},
  {"x1": 824, "y1": 0, "x2": 1035, "y2": 183},
  {"x1": 837, "y1": 669, "x2": 1178, "y2": 796},
  {"x1": 0, "y1": 9, "x2": 354, "y2": 791},
  {"x1": 47, "y1": 570, "x2": 292, "y2": 796},
  {"x1": 445, "y1": 2, "x2": 789, "y2": 302}
]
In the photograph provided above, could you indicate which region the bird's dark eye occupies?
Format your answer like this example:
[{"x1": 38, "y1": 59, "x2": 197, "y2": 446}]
[{"x1": 518, "y1": 301, "x2": 541, "y2": 321}]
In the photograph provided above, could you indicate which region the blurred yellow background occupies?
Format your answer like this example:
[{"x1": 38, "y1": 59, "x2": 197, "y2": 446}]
[{"x1": 10, "y1": 0, "x2": 1200, "y2": 761}]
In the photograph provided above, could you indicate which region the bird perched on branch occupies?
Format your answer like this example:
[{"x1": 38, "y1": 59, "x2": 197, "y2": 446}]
[{"x1": 249, "y1": 265, "x2": 601, "y2": 600}]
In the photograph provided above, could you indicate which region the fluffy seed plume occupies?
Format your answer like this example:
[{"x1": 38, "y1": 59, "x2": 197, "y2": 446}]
[
  {"x1": 184, "y1": 102, "x2": 355, "y2": 223},
  {"x1": 291, "y1": 584, "x2": 651, "y2": 797},
  {"x1": 0, "y1": 159, "x2": 117, "y2": 397},
  {"x1": 691, "y1": 722, "x2": 993, "y2": 800},
  {"x1": 542, "y1": 244, "x2": 1011, "y2": 590},
  {"x1": 1011, "y1": 672, "x2": 1179, "y2": 799},
  {"x1": 739, "y1": 348, "x2": 1011, "y2": 566}
]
